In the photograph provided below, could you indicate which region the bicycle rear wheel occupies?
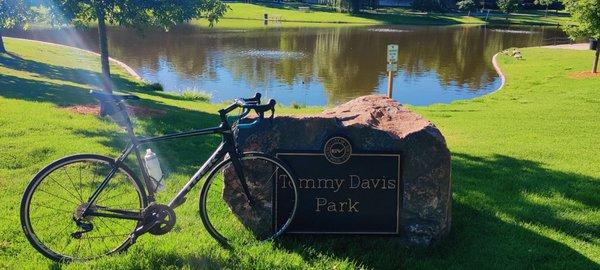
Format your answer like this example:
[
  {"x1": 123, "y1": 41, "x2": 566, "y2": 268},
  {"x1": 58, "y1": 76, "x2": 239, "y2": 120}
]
[
  {"x1": 20, "y1": 154, "x2": 147, "y2": 262},
  {"x1": 199, "y1": 152, "x2": 298, "y2": 246}
]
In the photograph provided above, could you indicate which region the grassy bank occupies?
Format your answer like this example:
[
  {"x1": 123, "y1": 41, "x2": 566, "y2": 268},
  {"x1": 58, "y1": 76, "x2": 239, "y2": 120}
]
[
  {"x1": 1, "y1": 38, "x2": 599, "y2": 269},
  {"x1": 190, "y1": 3, "x2": 571, "y2": 28}
]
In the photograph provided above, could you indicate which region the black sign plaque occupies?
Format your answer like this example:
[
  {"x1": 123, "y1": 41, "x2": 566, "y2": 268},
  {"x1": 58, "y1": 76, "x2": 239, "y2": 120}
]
[{"x1": 275, "y1": 136, "x2": 401, "y2": 234}]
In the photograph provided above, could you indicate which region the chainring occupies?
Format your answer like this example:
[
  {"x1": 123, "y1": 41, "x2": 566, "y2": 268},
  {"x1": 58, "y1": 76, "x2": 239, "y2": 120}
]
[{"x1": 142, "y1": 204, "x2": 176, "y2": 236}]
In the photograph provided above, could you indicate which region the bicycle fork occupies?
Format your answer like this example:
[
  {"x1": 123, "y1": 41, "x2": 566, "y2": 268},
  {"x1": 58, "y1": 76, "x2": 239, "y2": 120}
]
[{"x1": 229, "y1": 153, "x2": 254, "y2": 206}]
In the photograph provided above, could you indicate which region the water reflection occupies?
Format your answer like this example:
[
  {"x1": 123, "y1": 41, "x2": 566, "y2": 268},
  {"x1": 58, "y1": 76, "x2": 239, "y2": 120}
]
[{"x1": 6, "y1": 24, "x2": 567, "y2": 105}]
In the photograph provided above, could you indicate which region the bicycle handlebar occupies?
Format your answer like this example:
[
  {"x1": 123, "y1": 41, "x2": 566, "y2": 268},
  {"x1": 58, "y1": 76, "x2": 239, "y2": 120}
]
[{"x1": 220, "y1": 93, "x2": 276, "y2": 129}]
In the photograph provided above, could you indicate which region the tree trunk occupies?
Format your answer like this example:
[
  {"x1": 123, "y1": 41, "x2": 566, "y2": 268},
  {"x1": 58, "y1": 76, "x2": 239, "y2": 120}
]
[
  {"x1": 0, "y1": 30, "x2": 6, "y2": 53},
  {"x1": 544, "y1": 5, "x2": 548, "y2": 17},
  {"x1": 593, "y1": 47, "x2": 599, "y2": 74},
  {"x1": 349, "y1": 0, "x2": 361, "y2": 14},
  {"x1": 96, "y1": 7, "x2": 112, "y2": 93}
]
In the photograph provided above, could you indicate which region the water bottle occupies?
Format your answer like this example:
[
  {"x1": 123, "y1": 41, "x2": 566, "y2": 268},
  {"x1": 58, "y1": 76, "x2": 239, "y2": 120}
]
[{"x1": 144, "y1": 149, "x2": 165, "y2": 192}]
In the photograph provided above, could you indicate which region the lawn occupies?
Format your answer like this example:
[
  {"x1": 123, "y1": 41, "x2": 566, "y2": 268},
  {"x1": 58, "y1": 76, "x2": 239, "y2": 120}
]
[
  {"x1": 1, "y1": 38, "x2": 599, "y2": 269},
  {"x1": 190, "y1": 3, "x2": 572, "y2": 28}
]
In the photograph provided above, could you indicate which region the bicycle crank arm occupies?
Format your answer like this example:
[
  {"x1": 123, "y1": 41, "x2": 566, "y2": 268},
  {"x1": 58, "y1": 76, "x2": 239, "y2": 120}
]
[{"x1": 128, "y1": 213, "x2": 166, "y2": 244}]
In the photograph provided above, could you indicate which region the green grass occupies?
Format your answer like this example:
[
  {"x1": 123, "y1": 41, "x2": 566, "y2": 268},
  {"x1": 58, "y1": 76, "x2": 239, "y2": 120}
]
[
  {"x1": 1, "y1": 38, "x2": 599, "y2": 269},
  {"x1": 190, "y1": 3, "x2": 572, "y2": 28}
]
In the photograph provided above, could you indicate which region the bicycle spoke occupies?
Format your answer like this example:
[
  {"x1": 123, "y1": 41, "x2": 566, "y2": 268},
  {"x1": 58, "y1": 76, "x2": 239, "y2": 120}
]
[
  {"x1": 47, "y1": 175, "x2": 83, "y2": 204},
  {"x1": 31, "y1": 202, "x2": 73, "y2": 215},
  {"x1": 63, "y1": 167, "x2": 85, "y2": 203},
  {"x1": 101, "y1": 202, "x2": 139, "y2": 209},
  {"x1": 88, "y1": 163, "x2": 96, "y2": 201},
  {"x1": 96, "y1": 188, "x2": 130, "y2": 205},
  {"x1": 84, "y1": 233, "x2": 130, "y2": 240},
  {"x1": 37, "y1": 188, "x2": 79, "y2": 206},
  {"x1": 100, "y1": 216, "x2": 133, "y2": 231},
  {"x1": 96, "y1": 217, "x2": 120, "y2": 239},
  {"x1": 30, "y1": 212, "x2": 61, "y2": 221}
]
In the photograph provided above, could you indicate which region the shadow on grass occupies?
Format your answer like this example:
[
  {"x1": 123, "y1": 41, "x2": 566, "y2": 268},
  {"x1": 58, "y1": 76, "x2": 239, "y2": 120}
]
[
  {"x1": 357, "y1": 12, "x2": 464, "y2": 25},
  {"x1": 247, "y1": 2, "x2": 337, "y2": 13},
  {"x1": 0, "y1": 51, "x2": 222, "y2": 176},
  {"x1": 2, "y1": 52, "x2": 597, "y2": 269},
  {"x1": 0, "y1": 53, "x2": 155, "y2": 106},
  {"x1": 276, "y1": 153, "x2": 599, "y2": 269}
]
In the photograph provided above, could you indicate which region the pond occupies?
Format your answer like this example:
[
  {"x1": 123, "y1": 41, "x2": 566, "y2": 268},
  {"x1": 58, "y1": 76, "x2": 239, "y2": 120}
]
[{"x1": 6, "y1": 24, "x2": 568, "y2": 106}]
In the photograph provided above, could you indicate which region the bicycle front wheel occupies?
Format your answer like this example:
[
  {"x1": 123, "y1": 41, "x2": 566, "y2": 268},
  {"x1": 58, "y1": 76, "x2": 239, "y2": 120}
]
[{"x1": 199, "y1": 152, "x2": 298, "y2": 246}]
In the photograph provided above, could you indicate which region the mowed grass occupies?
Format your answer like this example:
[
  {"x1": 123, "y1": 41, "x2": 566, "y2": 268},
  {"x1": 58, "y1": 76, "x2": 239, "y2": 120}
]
[
  {"x1": 190, "y1": 3, "x2": 571, "y2": 28},
  {"x1": 0, "y1": 38, "x2": 599, "y2": 269}
]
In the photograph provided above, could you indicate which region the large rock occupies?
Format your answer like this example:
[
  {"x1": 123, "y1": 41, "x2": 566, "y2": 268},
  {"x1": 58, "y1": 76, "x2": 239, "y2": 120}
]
[{"x1": 230, "y1": 95, "x2": 451, "y2": 245}]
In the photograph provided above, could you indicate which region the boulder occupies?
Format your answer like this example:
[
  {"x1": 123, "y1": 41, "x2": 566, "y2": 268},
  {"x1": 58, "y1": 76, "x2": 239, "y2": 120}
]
[{"x1": 228, "y1": 95, "x2": 452, "y2": 246}]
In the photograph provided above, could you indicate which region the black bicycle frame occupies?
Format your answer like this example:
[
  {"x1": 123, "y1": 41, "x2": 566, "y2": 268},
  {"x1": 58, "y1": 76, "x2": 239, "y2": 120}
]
[{"x1": 83, "y1": 111, "x2": 250, "y2": 221}]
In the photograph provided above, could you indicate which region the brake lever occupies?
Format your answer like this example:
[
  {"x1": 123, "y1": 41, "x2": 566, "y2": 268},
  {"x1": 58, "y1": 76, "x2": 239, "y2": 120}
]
[{"x1": 269, "y1": 107, "x2": 275, "y2": 121}]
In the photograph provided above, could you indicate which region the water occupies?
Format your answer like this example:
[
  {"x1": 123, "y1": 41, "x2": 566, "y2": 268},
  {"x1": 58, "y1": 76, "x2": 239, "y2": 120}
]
[{"x1": 6, "y1": 24, "x2": 568, "y2": 106}]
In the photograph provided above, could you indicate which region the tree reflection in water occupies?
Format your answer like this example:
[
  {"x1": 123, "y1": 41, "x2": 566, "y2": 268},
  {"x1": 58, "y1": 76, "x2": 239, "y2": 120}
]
[{"x1": 6, "y1": 25, "x2": 568, "y2": 105}]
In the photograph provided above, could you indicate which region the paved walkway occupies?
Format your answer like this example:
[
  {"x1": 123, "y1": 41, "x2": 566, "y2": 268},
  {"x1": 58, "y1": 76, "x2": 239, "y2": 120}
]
[{"x1": 542, "y1": 43, "x2": 590, "y2": 50}]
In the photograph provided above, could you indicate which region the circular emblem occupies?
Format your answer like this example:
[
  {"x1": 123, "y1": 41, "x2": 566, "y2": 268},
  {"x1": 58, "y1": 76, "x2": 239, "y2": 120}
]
[{"x1": 324, "y1": 136, "x2": 352, "y2": 164}]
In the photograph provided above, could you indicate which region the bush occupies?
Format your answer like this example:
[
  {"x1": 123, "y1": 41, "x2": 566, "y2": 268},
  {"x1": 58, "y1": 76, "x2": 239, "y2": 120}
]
[
  {"x1": 180, "y1": 90, "x2": 211, "y2": 102},
  {"x1": 146, "y1": 82, "x2": 164, "y2": 91},
  {"x1": 290, "y1": 101, "x2": 306, "y2": 109}
]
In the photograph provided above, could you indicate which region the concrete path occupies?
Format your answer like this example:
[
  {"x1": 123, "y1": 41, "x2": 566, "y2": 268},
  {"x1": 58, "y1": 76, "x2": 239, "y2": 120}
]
[{"x1": 542, "y1": 43, "x2": 590, "y2": 50}]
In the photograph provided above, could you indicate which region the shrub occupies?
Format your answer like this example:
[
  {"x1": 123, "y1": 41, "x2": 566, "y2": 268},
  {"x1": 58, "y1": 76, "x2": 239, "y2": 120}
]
[
  {"x1": 290, "y1": 101, "x2": 306, "y2": 109},
  {"x1": 146, "y1": 83, "x2": 164, "y2": 91},
  {"x1": 180, "y1": 90, "x2": 211, "y2": 102}
]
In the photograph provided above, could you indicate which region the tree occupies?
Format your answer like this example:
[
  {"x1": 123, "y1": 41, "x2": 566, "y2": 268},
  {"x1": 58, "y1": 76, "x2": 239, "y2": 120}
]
[
  {"x1": 0, "y1": 0, "x2": 34, "y2": 53},
  {"x1": 534, "y1": 0, "x2": 556, "y2": 17},
  {"x1": 411, "y1": 0, "x2": 451, "y2": 12},
  {"x1": 497, "y1": 0, "x2": 521, "y2": 20},
  {"x1": 562, "y1": 0, "x2": 600, "y2": 73},
  {"x1": 346, "y1": 0, "x2": 361, "y2": 14},
  {"x1": 457, "y1": 0, "x2": 476, "y2": 16},
  {"x1": 49, "y1": 0, "x2": 228, "y2": 93}
]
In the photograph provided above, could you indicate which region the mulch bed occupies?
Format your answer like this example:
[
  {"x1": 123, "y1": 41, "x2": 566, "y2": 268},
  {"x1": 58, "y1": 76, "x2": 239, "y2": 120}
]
[
  {"x1": 66, "y1": 104, "x2": 166, "y2": 118},
  {"x1": 568, "y1": 71, "x2": 600, "y2": 79}
]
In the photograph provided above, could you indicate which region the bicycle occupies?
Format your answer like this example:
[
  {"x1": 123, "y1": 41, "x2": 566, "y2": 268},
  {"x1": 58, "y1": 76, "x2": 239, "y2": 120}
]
[{"x1": 20, "y1": 91, "x2": 299, "y2": 262}]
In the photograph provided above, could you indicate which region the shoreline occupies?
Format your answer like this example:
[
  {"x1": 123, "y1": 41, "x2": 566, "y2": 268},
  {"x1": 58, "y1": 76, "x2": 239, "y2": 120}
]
[{"x1": 491, "y1": 52, "x2": 506, "y2": 93}]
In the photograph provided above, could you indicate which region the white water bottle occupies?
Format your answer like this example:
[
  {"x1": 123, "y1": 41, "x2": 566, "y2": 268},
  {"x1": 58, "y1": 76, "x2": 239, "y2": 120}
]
[{"x1": 144, "y1": 149, "x2": 164, "y2": 192}]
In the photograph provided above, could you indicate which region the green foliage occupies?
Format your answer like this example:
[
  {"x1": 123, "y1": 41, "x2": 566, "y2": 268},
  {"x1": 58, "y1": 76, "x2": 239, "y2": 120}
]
[
  {"x1": 0, "y1": 0, "x2": 33, "y2": 29},
  {"x1": 457, "y1": 0, "x2": 476, "y2": 12},
  {"x1": 561, "y1": 0, "x2": 600, "y2": 40},
  {"x1": 534, "y1": 0, "x2": 556, "y2": 6},
  {"x1": 0, "y1": 0, "x2": 35, "y2": 52},
  {"x1": 48, "y1": 0, "x2": 228, "y2": 28},
  {"x1": 497, "y1": 0, "x2": 521, "y2": 15},
  {"x1": 411, "y1": 0, "x2": 451, "y2": 12}
]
